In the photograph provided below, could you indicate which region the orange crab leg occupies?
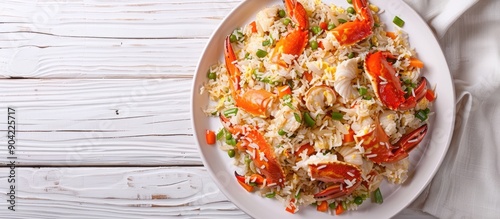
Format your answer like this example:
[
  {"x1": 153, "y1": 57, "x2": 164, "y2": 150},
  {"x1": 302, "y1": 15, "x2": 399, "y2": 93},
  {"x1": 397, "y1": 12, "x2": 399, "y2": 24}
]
[
  {"x1": 332, "y1": 0, "x2": 374, "y2": 46},
  {"x1": 221, "y1": 116, "x2": 286, "y2": 187},
  {"x1": 244, "y1": 129, "x2": 286, "y2": 186},
  {"x1": 283, "y1": 0, "x2": 309, "y2": 30},
  {"x1": 271, "y1": 0, "x2": 309, "y2": 67},
  {"x1": 224, "y1": 36, "x2": 240, "y2": 100},
  {"x1": 309, "y1": 162, "x2": 362, "y2": 201},
  {"x1": 355, "y1": 117, "x2": 428, "y2": 164},
  {"x1": 224, "y1": 36, "x2": 276, "y2": 118}
]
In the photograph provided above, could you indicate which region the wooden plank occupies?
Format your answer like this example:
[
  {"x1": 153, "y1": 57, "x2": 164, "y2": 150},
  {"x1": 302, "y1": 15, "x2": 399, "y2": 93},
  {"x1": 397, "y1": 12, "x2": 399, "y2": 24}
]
[
  {"x1": 0, "y1": 79, "x2": 203, "y2": 166},
  {"x1": 0, "y1": 166, "x2": 432, "y2": 218},
  {"x1": 0, "y1": 167, "x2": 250, "y2": 218},
  {"x1": 0, "y1": 36, "x2": 209, "y2": 78},
  {"x1": 0, "y1": 0, "x2": 240, "y2": 38}
]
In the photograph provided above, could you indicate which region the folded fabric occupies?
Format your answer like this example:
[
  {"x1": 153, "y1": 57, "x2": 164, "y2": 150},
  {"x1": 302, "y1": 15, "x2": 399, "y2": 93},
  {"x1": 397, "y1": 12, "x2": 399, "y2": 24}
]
[{"x1": 401, "y1": 0, "x2": 500, "y2": 218}]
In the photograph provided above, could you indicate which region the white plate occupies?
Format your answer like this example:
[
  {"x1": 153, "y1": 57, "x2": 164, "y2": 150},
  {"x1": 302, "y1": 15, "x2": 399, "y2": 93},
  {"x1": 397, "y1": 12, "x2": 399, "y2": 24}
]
[{"x1": 191, "y1": 0, "x2": 455, "y2": 218}]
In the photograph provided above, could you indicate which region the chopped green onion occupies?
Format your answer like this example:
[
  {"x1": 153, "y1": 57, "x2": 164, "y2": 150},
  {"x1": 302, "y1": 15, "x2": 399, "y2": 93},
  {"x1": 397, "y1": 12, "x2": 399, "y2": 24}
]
[
  {"x1": 244, "y1": 155, "x2": 251, "y2": 164},
  {"x1": 216, "y1": 129, "x2": 225, "y2": 140},
  {"x1": 415, "y1": 110, "x2": 428, "y2": 121},
  {"x1": 256, "y1": 49, "x2": 268, "y2": 58},
  {"x1": 327, "y1": 23, "x2": 336, "y2": 30},
  {"x1": 208, "y1": 72, "x2": 217, "y2": 80},
  {"x1": 266, "y1": 192, "x2": 276, "y2": 198},
  {"x1": 227, "y1": 149, "x2": 235, "y2": 158},
  {"x1": 310, "y1": 40, "x2": 318, "y2": 50},
  {"x1": 393, "y1": 16, "x2": 405, "y2": 27},
  {"x1": 262, "y1": 40, "x2": 271, "y2": 46},
  {"x1": 373, "y1": 188, "x2": 383, "y2": 204},
  {"x1": 363, "y1": 95, "x2": 372, "y2": 100},
  {"x1": 303, "y1": 112, "x2": 315, "y2": 127},
  {"x1": 295, "y1": 191, "x2": 301, "y2": 199},
  {"x1": 229, "y1": 34, "x2": 237, "y2": 43},
  {"x1": 348, "y1": 52, "x2": 355, "y2": 59},
  {"x1": 294, "y1": 112, "x2": 301, "y2": 123},
  {"x1": 354, "y1": 196, "x2": 363, "y2": 205},
  {"x1": 244, "y1": 52, "x2": 251, "y2": 59},
  {"x1": 374, "y1": 23, "x2": 380, "y2": 27},
  {"x1": 226, "y1": 138, "x2": 237, "y2": 146},
  {"x1": 282, "y1": 94, "x2": 292, "y2": 101},
  {"x1": 223, "y1": 108, "x2": 238, "y2": 117},
  {"x1": 225, "y1": 131, "x2": 233, "y2": 140},
  {"x1": 341, "y1": 201, "x2": 347, "y2": 210},
  {"x1": 358, "y1": 87, "x2": 367, "y2": 96},
  {"x1": 347, "y1": 0, "x2": 352, "y2": 4},
  {"x1": 235, "y1": 30, "x2": 244, "y2": 42},
  {"x1": 278, "y1": 129, "x2": 287, "y2": 136},
  {"x1": 331, "y1": 112, "x2": 343, "y2": 120},
  {"x1": 424, "y1": 108, "x2": 431, "y2": 114},
  {"x1": 311, "y1": 26, "x2": 321, "y2": 35},
  {"x1": 284, "y1": 102, "x2": 294, "y2": 109},
  {"x1": 347, "y1": 7, "x2": 356, "y2": 14},
  {"x1": 338, "y1": 18, "x2": 348, "y2": 24},
  {"x1": 249, "y1": 182, "x2": 257, "y2": 187},
  {"x1": 329, "y1": 202, "x2": 336, "y2": 209},
  {"x1": 311, "y1": 202, "x2": 318, "y2": 206},
  {"x1": 283, "y1": 18, "x2": 291, "y2": 25},
  {"x1": 278, "y1": 9, "x2": 286, "y2": 18}
]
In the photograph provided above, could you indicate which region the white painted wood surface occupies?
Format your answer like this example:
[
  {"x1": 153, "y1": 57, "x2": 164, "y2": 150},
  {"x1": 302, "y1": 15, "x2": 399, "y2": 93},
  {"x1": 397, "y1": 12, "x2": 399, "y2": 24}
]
[
  {"x1": 0, "y1": 0, "x2": 433, "y2": 218},
  {"x1": 0, "y1": 167, "x2": 249, "y2": 219}
]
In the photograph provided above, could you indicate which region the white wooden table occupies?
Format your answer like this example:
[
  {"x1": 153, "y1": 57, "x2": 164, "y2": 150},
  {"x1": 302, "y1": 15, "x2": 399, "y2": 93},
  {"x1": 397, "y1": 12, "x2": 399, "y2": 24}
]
[{"x1": 0, "y1": 1, "x2": 432, "y2": 218}]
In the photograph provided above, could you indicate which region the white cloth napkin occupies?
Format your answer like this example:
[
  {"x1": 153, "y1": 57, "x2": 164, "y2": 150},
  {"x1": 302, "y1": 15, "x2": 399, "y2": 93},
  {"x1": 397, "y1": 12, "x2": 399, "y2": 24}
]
[{"x1": 399, "y1": 0, "x2": 500, "y2": 218}]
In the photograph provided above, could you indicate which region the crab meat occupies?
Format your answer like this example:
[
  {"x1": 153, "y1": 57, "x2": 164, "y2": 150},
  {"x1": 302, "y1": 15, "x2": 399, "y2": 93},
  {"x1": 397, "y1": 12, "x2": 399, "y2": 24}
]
[
  {"x1": 255, "y1": 6, "x2": 279, "y2": 34},
  {"x1": 334, "y1": 58, "x2": 360, "y2": 100},
  {"x1": 274, "y1": 105, "x2": 302, "y2": 134},
  {"x1": 304, "y1": 85, "x2": 336, "y2": 115},
  {"x1": 337, "y1": 146, "x2": 363, "y2": 166}
]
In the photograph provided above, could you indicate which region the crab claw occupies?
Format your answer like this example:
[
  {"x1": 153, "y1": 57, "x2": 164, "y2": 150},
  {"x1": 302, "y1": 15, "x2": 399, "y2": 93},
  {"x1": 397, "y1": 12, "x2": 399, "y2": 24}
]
[
  {"x1": 331, "y1": 0, "x2": 374, "y2": 46},
  {"x1": 283, "y1": 0, "x2": 309, "y2": 30},
  {"x1": 225, "y1": 36, "x2": 276, "y2": 118},
  {"x1": 389, "y1": 124, "x2": 428, "y2": 162},
  {"x1": 221, "y1": 116, "x2": 286, "y2": 187},
  {"x1": 234, "y1": 172, "x2": 267, "y2": 192},
  {"x1": 271, "y1": 0, "x2": 309, "y2": 67},
  {"x1": 355, "y1": 116, "x2": 428, "y2": 164},
  {"x1": 364, "y1": 51, "x2": 428, "y2": 111},
  {"x1": 308, "y1": 161, "x2": 362, "y2": 201}
]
